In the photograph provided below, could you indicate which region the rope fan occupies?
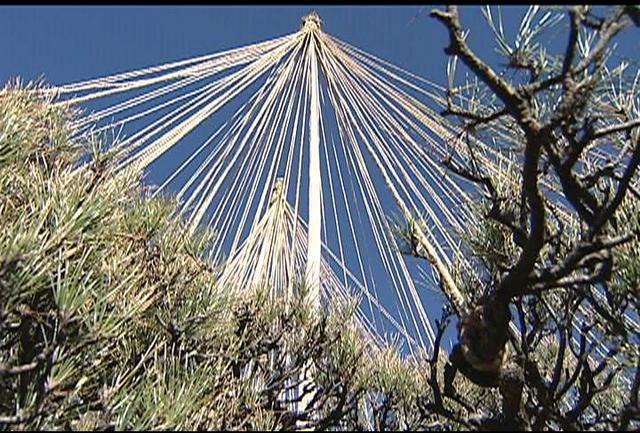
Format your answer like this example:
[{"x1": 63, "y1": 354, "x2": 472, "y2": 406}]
[{"x1": 40, "y1": 11, "x2": 629, "y2": 371}]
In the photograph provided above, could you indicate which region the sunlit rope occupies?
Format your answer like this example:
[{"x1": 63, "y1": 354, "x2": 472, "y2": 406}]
[{"x1": 43, "y1": 13, "x2": 632, "y2": 363}]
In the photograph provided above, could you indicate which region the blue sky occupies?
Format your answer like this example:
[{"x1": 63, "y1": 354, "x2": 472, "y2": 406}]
[
  {"x1": 3, "y1": 5, "x2": 636, "y2": 120},
  {"x1": 2, "y1": 6, "x2": 637, "y2": 351},
  {"x1": 0, "y1": 6, "x2": 536, "y2": 87}
]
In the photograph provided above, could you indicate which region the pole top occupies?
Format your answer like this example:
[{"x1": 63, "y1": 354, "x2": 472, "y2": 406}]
[
  {"x1": 269, "y1": 177, "x2": 285, "y2": 207},
  {"x1": 301, "y1": 11, "x2": 322, "y2": 32}
]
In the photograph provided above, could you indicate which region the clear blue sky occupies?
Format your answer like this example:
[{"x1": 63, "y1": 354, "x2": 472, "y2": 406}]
[
  {"x1": 3, "y1": 5, "x2": 635, "y2": 122},
  {"x1": 0, "y1": 6, "x2": 537, "y2": 87},
  {"x1": 2, "y1": 6, "x2": 637, "y2": 350}
]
